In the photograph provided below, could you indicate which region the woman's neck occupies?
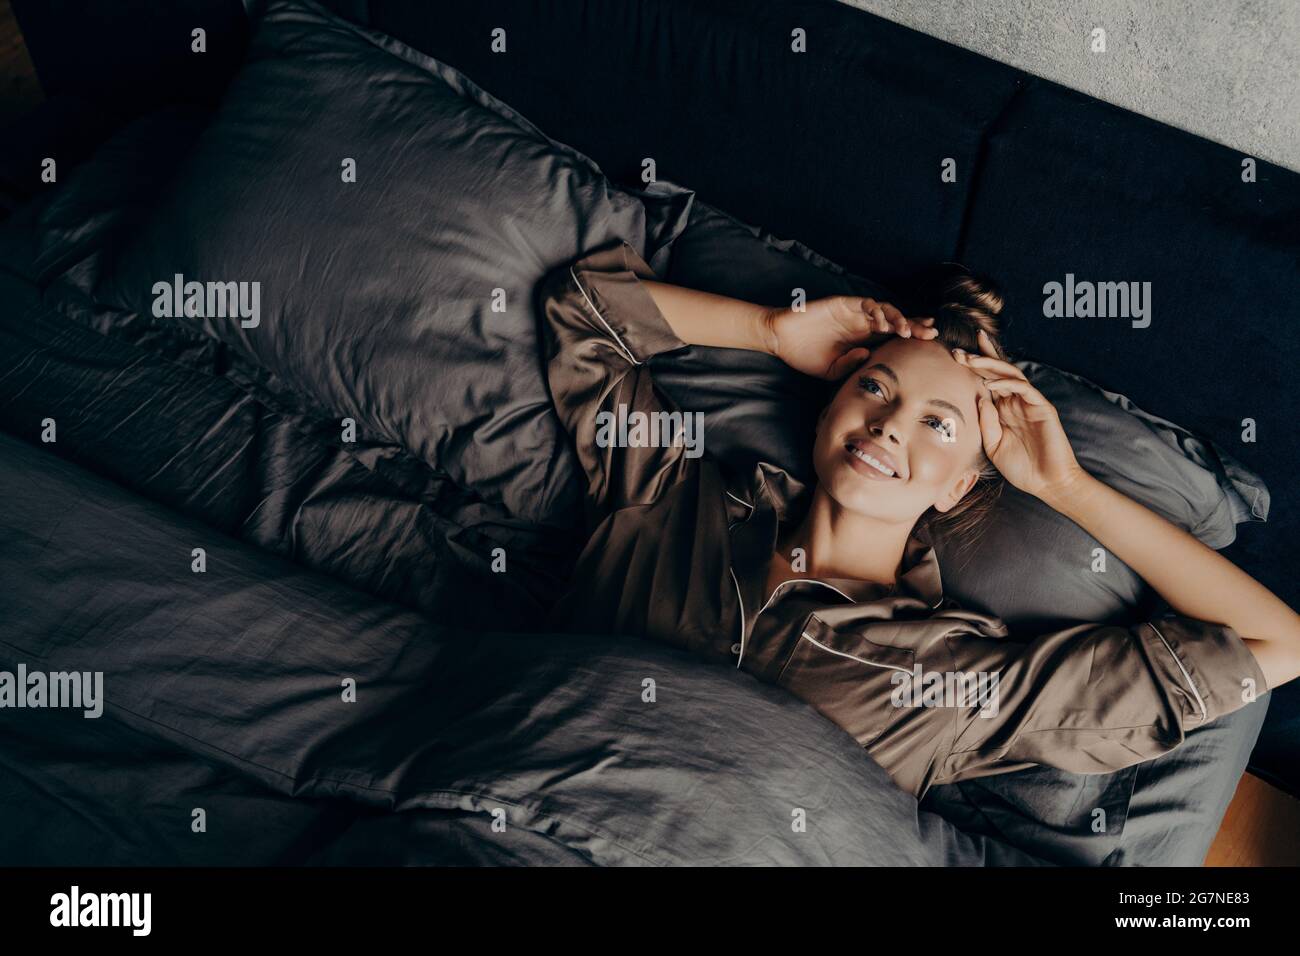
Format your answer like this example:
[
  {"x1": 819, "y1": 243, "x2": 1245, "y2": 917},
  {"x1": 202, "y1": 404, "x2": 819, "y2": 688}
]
[{"x1": 772, "y1": 486, "x2": 913, "y2": 588}]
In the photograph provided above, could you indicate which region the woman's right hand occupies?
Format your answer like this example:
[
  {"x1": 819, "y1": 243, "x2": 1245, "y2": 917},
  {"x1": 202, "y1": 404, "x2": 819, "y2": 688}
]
[{"x1": 762, "y1": 296, "x2": 937, "y2": 380}]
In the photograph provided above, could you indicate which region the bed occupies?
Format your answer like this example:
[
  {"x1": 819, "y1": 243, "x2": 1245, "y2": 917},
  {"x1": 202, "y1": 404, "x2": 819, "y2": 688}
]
[{"x1": 1, "y1": 0, "x2": 1295, "y2": 866}]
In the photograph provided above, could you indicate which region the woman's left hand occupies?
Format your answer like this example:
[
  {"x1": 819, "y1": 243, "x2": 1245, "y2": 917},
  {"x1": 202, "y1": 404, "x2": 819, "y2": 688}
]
[
  {"x1": 764, "y1": 296, "x2": 938, "y2": 380},
  {"x1": 954, "y1": 330, "x2": 1087, "y2": 502}
]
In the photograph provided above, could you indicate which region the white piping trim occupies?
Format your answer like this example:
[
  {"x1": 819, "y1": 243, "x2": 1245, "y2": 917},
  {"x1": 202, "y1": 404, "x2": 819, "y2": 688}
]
[
  {"x1": 798, "y1": 631, "x2": 913, "y2": 677},
  {"x1": 758, "y1": 578, "x2": 854, "y2": 618},
  {"x1": 730, "y1": 567, "x2": 747, "y2": 668},
  {"x1": 725, "y1": 491, "x2": 753, "y2": 531},
  {"x1": 569, "y1": 265, "x2": 641, "y2": 366},
  {"x1": 725, "y1": 490, "x2": 754, "y2": 511},
  {"x1": 1148, "y1": 622, "x2": 1208, "y2": 723}
]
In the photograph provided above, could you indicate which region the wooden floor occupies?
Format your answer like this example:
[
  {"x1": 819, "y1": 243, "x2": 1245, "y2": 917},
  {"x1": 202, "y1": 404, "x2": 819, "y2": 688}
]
[
  {"x1": 1205, "y1": 771, "x2": 1300, "y2": 866},
  {"x1": 0, "y1": 0, "x2": 41, "y2": 124},
  {"x1": 0, "y1": 0, "x2": 1295, "y2": 870}
]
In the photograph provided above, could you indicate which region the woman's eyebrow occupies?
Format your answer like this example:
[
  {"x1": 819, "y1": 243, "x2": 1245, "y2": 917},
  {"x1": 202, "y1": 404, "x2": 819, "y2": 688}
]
[
  {"x1": 864, "y1": 363, "x2": 967, "y2": 425},
  {"x1": 929, "y1": 398, "x2": 967, "y2": 425}
]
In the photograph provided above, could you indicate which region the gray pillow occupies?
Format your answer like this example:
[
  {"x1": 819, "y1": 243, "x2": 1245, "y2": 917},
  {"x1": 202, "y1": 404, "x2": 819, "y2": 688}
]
[
  {"x1": 94, "y1": 0, "x2": 693, "y2": 526},
  {"x1": 952, "y1": 361, "x2": 1269, "y2": 630},
  {"x1": 658, "y1": 198, "x2": 1269, "y2": 631}
]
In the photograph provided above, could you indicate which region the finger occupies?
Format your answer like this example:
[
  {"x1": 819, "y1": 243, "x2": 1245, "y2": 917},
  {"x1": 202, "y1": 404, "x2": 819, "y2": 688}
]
[
  {"x1": 849, "y1": 297, "x2": 888, "y2": 333},
  {"x1": 833, "y1": 297, "x2": 880, "y2": 334},
  {"x1": 984, "y1": 377, "x2": 1049, "y2": 406},
  {"x1": 879, "y1": 302, "x2": 911, "y2": 337},
  {"x1": 827, "y1": 346, "x2": 871, "y2": 380},
  {"x1": 977, "y1": 394, "x2": 1002, "y2": 454},
  {"x1": 976, "y1": 327, "x2": 1000, "y2": 358},
  {"x1": 954, "y1": 351, "x2": 1029, "y2": 382},
  {"x1": 907, "y1": 318, "x2": 940, "y2": 339},
  {"x1": 962, "y1": 354, "x2": 1026, "y2": 379}
]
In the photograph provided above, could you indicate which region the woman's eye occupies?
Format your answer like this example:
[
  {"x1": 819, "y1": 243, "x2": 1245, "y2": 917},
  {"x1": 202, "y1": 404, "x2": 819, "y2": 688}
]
[
  {"x1": 926, "y1": 417, "x2": 955, "y2": 440},
  {"x1": 858, "y1": 376, "x2": 883, "y2": 397}
]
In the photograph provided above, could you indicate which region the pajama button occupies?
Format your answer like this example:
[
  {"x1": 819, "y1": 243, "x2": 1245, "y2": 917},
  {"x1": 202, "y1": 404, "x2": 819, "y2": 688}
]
[{"x1": 730, "y1": 642, "x2": 742, "y2": 655}]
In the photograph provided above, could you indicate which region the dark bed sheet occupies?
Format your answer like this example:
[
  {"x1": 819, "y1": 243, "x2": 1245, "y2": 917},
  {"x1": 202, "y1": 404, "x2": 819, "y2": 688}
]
[{"x1": 0, "y1": 427, "x2": 1047, "y2": 866}]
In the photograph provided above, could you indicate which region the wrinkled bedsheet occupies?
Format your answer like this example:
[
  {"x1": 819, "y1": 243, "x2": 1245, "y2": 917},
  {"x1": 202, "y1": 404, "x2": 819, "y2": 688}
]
[{"x1": 0, "y1": 427, "x2": 1047, "y2": 866}]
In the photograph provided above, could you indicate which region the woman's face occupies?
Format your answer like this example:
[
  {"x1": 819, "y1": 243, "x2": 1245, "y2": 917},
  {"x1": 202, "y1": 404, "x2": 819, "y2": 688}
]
[{"x1": 813, "y1": 337, "x2": 987, "y2": 525}]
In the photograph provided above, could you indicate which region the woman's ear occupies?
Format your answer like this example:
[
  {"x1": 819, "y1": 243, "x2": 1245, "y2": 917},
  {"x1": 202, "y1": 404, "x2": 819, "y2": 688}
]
[{"x1": 932, "y1": 468, "x2": 980, "y2": 514}]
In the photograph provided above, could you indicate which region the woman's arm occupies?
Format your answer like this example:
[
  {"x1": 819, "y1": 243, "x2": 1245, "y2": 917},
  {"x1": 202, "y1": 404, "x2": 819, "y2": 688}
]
[
  {"x1": 639, "y1": 281, "x2": 775, "y2": 352},
  {"x1": 955, "y1": 332, "x2": 1300, "y2": 691},
  {"x1": 1042, "y1": 470, "x2": 1300, "y2": 689},
  {"x1": 641, "y1": 280, "x2": 938, "y2": 378}
]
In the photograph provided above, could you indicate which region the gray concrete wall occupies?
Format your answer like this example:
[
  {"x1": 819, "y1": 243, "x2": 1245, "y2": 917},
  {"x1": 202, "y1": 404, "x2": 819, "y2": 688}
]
[{"x1": 840, "y1": 0, "x2": 1300, "y2": 171}]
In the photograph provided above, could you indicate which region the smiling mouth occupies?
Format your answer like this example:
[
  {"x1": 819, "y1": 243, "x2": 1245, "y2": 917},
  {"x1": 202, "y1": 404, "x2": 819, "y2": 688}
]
[{"x1": 845, "y1": 442, "x2": 901, "y2": 478}]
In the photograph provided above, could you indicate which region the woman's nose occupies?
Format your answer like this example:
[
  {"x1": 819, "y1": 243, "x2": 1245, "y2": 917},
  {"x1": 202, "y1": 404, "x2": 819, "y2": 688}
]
[{"x1": 869, "y1": 416, "x2": 904, "y2": 445}]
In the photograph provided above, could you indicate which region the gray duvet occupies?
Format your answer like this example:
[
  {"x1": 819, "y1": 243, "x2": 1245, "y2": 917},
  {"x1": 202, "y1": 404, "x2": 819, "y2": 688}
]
[{"x1": 0, "y1": 427, "x2": 1045, "y2": 866}]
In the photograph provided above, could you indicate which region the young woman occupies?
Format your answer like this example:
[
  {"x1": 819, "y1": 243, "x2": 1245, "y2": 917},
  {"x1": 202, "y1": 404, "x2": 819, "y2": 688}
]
[{"x1": 537, "y1": 238, "x2": 1300, "y2": 800}]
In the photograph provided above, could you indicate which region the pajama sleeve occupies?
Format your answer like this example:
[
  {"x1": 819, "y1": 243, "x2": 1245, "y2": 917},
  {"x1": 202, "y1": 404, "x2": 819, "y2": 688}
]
[
  {"x1": 537, "y1": 238, "x2": 700, "y2": 521},
  {"x1": 934, "y1": 611, "x2": 1269, "y2": 787}
]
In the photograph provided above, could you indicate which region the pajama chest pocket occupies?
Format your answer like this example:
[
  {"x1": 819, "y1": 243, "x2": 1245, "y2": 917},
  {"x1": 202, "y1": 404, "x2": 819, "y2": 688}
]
[{"x1": 775, "y1": 616, "x2": 916, "y2": 749}]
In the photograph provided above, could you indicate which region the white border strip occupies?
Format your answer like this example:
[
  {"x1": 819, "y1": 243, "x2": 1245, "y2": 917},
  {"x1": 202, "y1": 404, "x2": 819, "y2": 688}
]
[
  {"x1": 1148, "y1": 622, "x2": 1208, "y2": 723},
  {"x1": 758, "y1": 578, "x2": 854, "y2": 617},
  {"x1": 798, "y1": 630, "x2": 913, "y2": 677},
  {"x1": 730, "y1": 567, "x2": 747, "y2": 668},
  {"x1": 569, "y1": 266, "x2": 641, "y2": 366},
  {"x1": 725, "y1": 490, "x2": 754, "y2": 511}
]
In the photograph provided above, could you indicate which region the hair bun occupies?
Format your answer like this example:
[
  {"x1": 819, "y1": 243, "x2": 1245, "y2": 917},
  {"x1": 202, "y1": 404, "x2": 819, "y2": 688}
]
[
  {"x1": 938, "y1": 263, "x2": 1004, "y2": 323},
  {"x1": 917, "y1": 263, "x2": 1007, "y2": 360}
]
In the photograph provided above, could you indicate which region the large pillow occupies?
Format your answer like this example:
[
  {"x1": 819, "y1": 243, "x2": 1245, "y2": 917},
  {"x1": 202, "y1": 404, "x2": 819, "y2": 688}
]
[
  {"x1": 93, "y1": 0, "x2": 693, "y2": 526},
  {"x1": 658, "y1": 198, "x2": 1269, "y2": 632}
]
